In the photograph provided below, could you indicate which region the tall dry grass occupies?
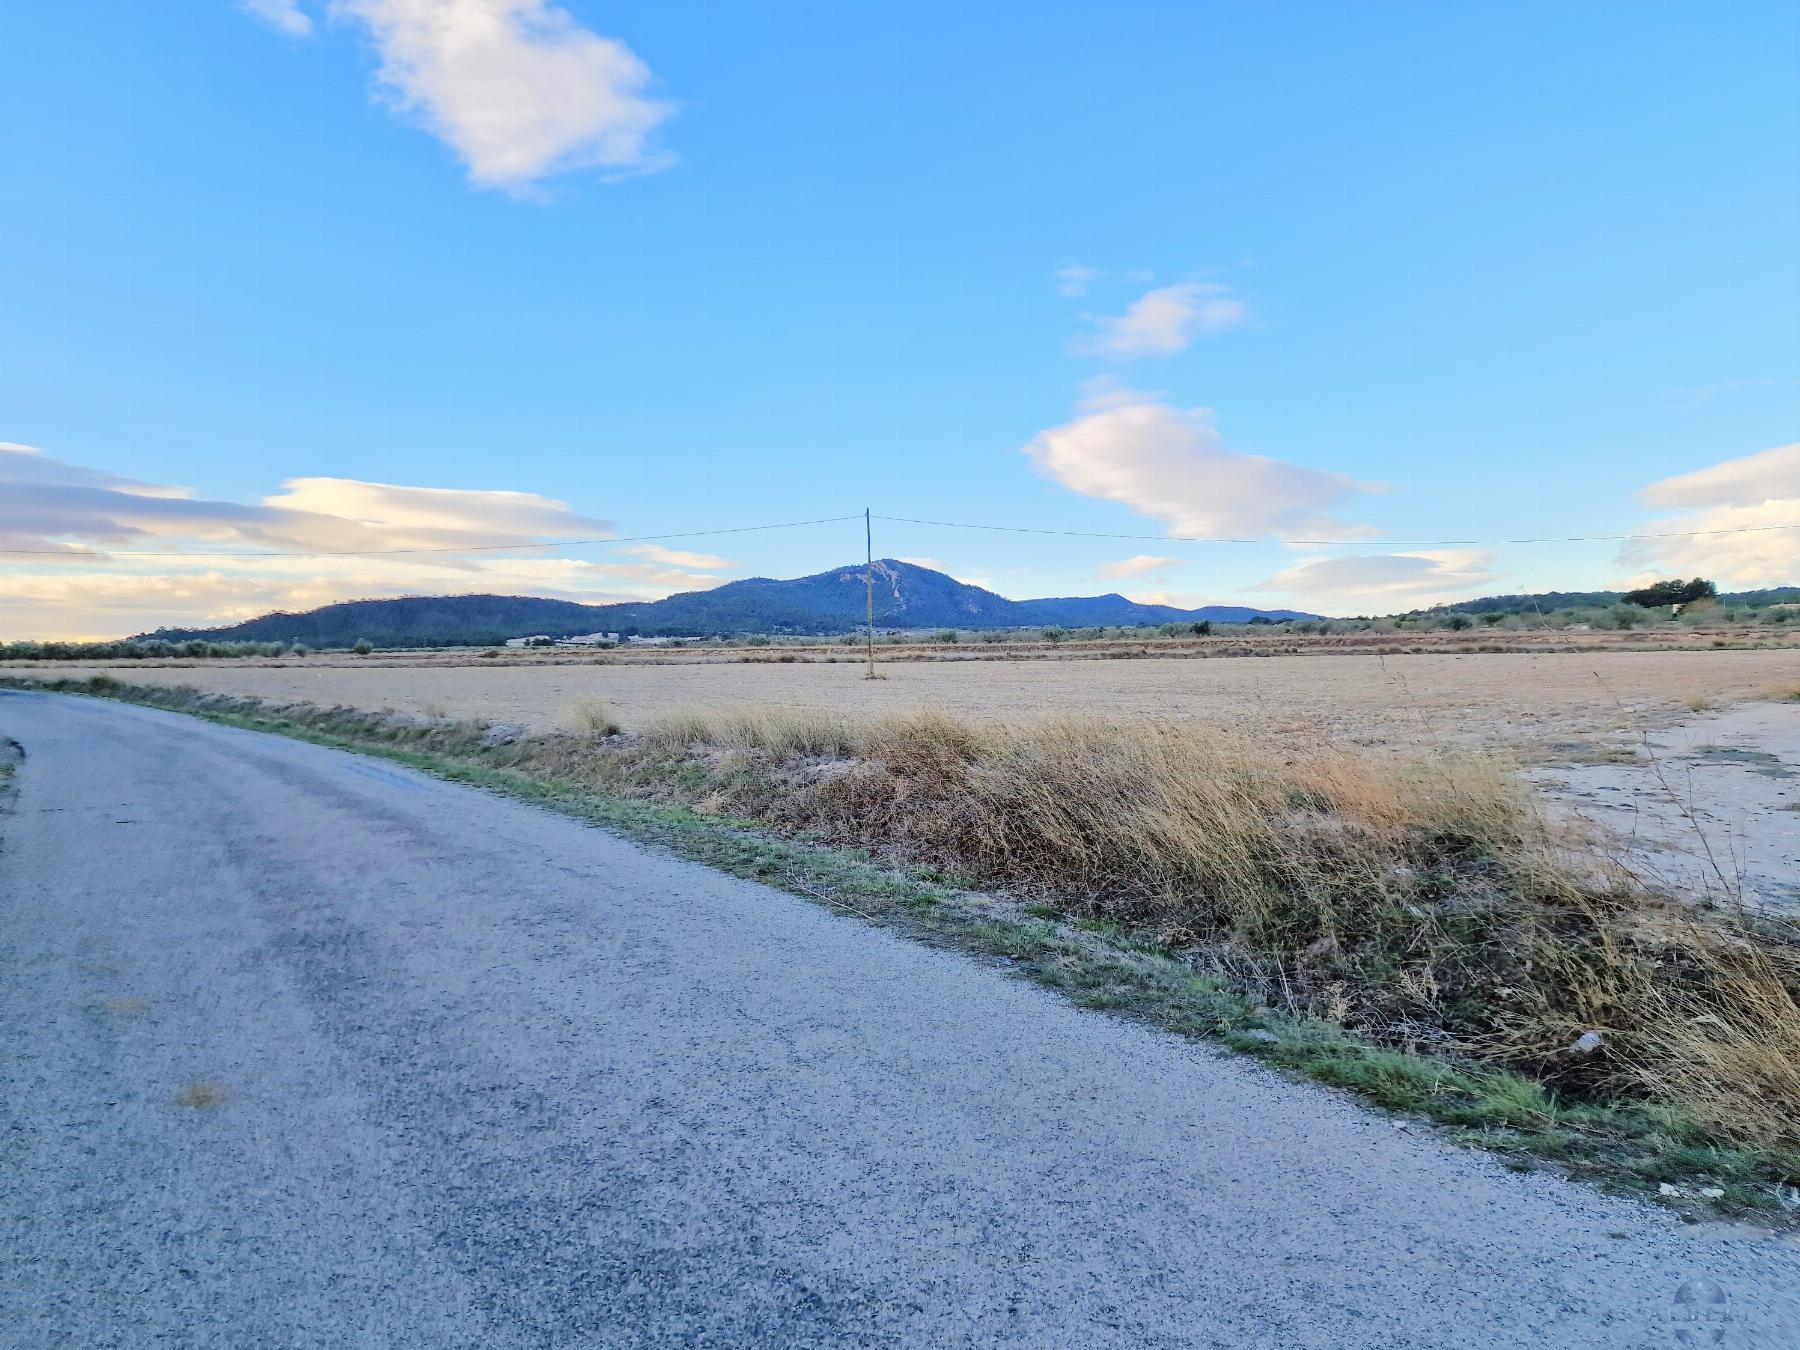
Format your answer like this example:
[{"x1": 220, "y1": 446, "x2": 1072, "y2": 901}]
[{"x1": 600, "y1": 707, "x2": 1800, "y2": 1147}]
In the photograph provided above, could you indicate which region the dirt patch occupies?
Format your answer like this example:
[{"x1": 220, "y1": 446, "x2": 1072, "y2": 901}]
[{"x1": 1527, "y1": 702, "x2": 1800, "y2": 913}]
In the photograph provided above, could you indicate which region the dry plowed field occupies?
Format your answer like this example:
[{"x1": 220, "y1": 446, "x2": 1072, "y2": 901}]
[{"x1": 30, "y1": 647, "x2": 1800, "y2": 750}]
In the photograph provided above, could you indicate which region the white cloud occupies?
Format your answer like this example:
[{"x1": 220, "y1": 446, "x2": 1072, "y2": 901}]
[
  {"x1": 1054, "y1": 264, "x2": 1102, "y2": 298},
  {"x1": 612, "y1": 542, "x2": 737, "y2": 570},
  {"x1": 1097, "y1": 554, "x2": 1181, "y2": 581},
  {"x1": 1022, "y1": 385, "x2": 1388, "y2": 541},
  {"x1": 1251, "y1": 551, "x2": 1502, "y2": 614},
  {"x1": 0, "y1": 443, "x2": 738, "y2": 639},
  {"x1": 275, "y1": 1, "x2": 674, "y2": 190},
  {"x1": 1620, "y1": 441, "x2": 1800, "y2": 586},
  {"x1": 264, "y1": 475, "x2": 614, "y2": 549},
  {"x1": 1073, "y1": 282, "x2": 1247, "y2": 358},
  {"x1": 1636, "y1": 442, "x2": 1800, "y2": 512},
  {"x1": 0, "y1": 446, "x2": 617, "y2": 557},
  {"x1": 240, "y1": 0, "x2": 314, "y2": 36}
]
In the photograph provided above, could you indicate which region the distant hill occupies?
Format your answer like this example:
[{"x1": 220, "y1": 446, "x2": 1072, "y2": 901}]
[
  {"x1": 138, "y1": 560, "x2": 1319, "y2": 646},
  {"x1": 1423, "y1": 585, "x2": 1800, "y2": 617}
]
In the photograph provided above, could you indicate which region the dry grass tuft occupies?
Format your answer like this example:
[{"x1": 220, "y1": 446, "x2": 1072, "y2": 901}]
[
  {"x1": 643, "y1": 707, "x2": 860, "y2": 759},
  {"x1": 615, "y1": 707, "x2": 1800, "y2": 1148},
  {"x1": 562, "y1": 697, "x2": 622, "y2": 736}
]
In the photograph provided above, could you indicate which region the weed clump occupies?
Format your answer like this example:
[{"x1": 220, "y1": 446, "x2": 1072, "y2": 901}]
[{"x1": 606, "y1": 708, "x2": 1800, "y2": 1151}]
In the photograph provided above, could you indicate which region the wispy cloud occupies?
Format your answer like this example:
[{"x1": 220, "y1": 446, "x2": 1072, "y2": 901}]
[
  {"x1": 1054, "y1": 263, "x2": 1103, "y2": 297},
  {"x1": 242, "y1": 1, "x2": 673, "y2": 191},
  {"x1": 240, "y1": 0, "x2": 314, "y2": 36},
  {"x1": 613, "y1": 542, "x2": 737, "y2": 570},
  {"x1": 0, "y1": 443, "x2": 736, "y2": 638},
  {"x1": 1659, "y1": 377, "x2": 1797, "y2": 407},
  {"x1": 1023, "y1": 384, "x2": 1387, "y2": 541},
  {"x1": 1096, "y1": 554, "x2": 1181, "y2": 581},
  {"x1": 0, "y1": 444, "x2": 617, "y2": 556},
  {"x1": 1072, "y1": 282, "x2": 1248, "y2": 358},
  {"x1": 1252, "y1": 551, "x2": 1502, "y2": 614}
]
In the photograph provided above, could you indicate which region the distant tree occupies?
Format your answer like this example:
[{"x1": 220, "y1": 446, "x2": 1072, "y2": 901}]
[
  {"x1": 352, "y1": 638, "x2": 374, "y2": 655},
  {"x1": 1041, "y1": 626, "x2": 1067, "y2": 643},
  {"x1": 1622, "y1": 577, "x2": 1716, "y2": 608},
  {"x1": 1444, "y1": 613, "x2": 1475, "y2": 630},
  {"x1": 1193, "y1": 620, "x2": 1212, "y2": 636}
]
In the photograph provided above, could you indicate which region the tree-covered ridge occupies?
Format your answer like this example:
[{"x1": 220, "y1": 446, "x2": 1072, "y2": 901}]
[{"x1": 135, "y1": 560, "x2": 1319, "y2": 647}]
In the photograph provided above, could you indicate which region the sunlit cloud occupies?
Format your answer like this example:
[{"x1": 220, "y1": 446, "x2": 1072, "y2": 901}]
[
  {"x1": 0, "y1": 443, "x2": 734, "y2": 639},
  {"x1": 1620, "y1": 442, "x2": 1800, "y2": 587},
  {"x1": 1023, "y1": 384, "x2": 1388, "y2": 542},
  {"x1": 240, "y1": 1, "x2": 672, "y2": 190}
]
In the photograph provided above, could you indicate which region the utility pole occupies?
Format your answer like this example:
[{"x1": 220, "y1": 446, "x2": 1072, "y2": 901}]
[{"x1": 863, "y1": 507, "x2": 879, "y2": 679}]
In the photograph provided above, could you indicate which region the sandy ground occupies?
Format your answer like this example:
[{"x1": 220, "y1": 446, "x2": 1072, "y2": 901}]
[
  {"x1": 1528, "y1": 701, "x2": 1800, "y2": 913},
  {"x1": 27, "y1": 647, "x2": 1800, "y2": 749}
]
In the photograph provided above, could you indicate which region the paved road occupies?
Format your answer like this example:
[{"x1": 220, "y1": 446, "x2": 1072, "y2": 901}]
[{"x1": 1, "y1": 690, "x2": 1795, "y2": 1347}]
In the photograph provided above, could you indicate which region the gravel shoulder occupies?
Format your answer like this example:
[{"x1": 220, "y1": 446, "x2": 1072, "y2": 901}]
[{"x1": 2, "y1": 690, "x2": 1796, "y2": 1347}]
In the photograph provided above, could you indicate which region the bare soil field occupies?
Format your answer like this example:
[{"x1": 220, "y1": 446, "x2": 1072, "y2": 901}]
[{"x1": 28, "y1": 647, "x2": 1799, "y2": 751}]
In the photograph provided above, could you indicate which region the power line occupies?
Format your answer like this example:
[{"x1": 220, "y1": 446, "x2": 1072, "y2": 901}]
[
  {"x1": 0, "y1": 513, "x2": 862, "y2": 560},
  {"x1": 3, "y1": 507, "x2": 1794, "y2": 561},
  {"x1": 875, "y1": 513, "x2": 1800, "y2": 548}
]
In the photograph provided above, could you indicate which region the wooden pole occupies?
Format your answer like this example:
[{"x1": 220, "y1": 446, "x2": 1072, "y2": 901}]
[{"x1": 864, "y1": 507, "x2": 878, "y2": 678}]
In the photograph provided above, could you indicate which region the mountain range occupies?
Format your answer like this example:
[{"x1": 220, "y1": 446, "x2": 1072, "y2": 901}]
[{"x1": 140, "y1": 560, "x2": 1318, "y2": 646}]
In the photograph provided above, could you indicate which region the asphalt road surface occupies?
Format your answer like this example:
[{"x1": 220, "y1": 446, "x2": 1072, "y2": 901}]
[{"x1": 2, "y1": 689, "x2": 1795, "y2": 1347}]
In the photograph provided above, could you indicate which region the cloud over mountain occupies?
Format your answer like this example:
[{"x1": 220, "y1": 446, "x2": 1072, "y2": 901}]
[{"x1": 0, "y1": 443, "x2": 726, "y2": 639}]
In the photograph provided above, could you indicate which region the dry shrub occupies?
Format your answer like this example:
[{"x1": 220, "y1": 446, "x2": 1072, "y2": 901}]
[
  {"x1": 562, "y1": 697, "x2": 621, "y2": 736},
  {"x1": 638, "y1": 707, "x2": 1800, "y2": 1145},
  {"x1": 643, "y1": 707, "x2": 859, "y2": 759},
  {"x1": 1612, "y1": 922, "x2": 1800, "y2": 1149}
]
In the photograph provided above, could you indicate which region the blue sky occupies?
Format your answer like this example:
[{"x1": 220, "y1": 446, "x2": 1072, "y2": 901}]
[{"x1": 2, "y1": 0, "x2": 1796, "y2": 638}]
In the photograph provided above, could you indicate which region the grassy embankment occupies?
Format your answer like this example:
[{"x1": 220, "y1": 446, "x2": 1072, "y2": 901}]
[{"x1": 7, "y1": 674, "x2": 1798, "y2": 1219}]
